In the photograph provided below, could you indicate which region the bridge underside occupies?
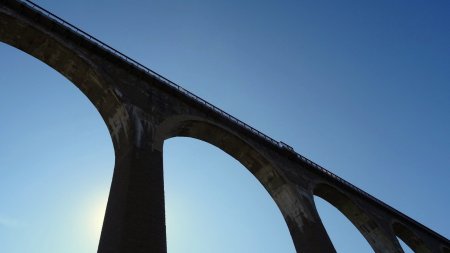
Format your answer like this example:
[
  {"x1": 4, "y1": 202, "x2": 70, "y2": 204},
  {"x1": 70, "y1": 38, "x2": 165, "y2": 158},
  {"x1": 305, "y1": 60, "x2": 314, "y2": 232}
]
[{"x1": 0, "y1": 0, "x2": 449, "y2": 252}]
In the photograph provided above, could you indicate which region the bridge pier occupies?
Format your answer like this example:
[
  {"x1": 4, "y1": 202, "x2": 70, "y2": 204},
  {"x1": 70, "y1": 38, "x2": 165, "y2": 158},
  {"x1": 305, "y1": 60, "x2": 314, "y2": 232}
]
[
  {"x1": 272, "y1": 184, "x2": 336, "y2": 253},
  {"x1": 98, "y1": 141, "x2": 166, "y2": 253}
]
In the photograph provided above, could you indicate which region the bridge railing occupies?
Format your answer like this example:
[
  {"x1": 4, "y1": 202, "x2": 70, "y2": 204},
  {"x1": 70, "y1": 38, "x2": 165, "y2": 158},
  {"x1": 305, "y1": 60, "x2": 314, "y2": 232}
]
[{"x1": 15, "y1": 0, "x2": 446, "y2": 241}]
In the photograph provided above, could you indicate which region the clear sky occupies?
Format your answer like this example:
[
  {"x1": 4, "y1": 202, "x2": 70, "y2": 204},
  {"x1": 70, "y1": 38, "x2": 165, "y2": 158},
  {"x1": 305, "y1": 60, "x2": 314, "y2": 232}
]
[{"x1": 0, "y1": 0, "x2": 449, "y2": 252}]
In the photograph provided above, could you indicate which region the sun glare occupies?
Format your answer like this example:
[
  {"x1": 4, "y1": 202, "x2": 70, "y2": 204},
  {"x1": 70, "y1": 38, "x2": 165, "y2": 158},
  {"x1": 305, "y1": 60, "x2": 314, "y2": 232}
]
[{"x1": 85, "y1": 196, "x2": 108, "y2": 243}]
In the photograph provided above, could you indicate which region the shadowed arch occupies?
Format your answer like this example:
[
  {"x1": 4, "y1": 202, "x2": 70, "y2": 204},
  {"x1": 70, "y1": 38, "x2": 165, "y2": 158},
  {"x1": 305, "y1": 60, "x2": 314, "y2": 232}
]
[
  {"x1": 443, "y1": 246, "x2": 450, "y2": 253},
  {"x1": 155, "y1": 114, "x2": 307, "y2": 248},
  {"x1": 0, "y1": 3, "x2": 139, "y2": 251},
  {"x1": 0, "y1": 41, "x2": 115, "y2": 251},
  {"x1": 155, "y1": 114, "x2": 288, "y2": 199},
  {"x1": 163, "y1": 137, "x2": 297, "y2": 252},
  {"x1": 393, "y1": 222, "x2": 431, "y2": 253},
  {"x1": 313, "y1": 195, "x2": 375, "y2": 252},
  {"x1": 314, "y1": 183, "x2": 395, "y2": 252},
  {"x1": 0, "y1": 2, "x2": 125, "y2": 151}
]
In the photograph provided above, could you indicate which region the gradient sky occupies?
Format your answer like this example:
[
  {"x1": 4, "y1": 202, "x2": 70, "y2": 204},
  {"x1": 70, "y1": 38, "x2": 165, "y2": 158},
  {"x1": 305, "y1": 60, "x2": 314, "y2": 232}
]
[{"x1": 1, "y1": 0, "x2": 449, "y2": 252}]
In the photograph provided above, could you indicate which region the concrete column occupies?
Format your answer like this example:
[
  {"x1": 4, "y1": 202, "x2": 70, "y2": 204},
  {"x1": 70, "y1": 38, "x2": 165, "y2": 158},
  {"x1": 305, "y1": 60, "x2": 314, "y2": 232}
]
[
  {"x1": 274, "y1": 185, "x2": 336, "y2": 253},
  {"x1": 97, "y1": 144, "x2": 166, "y2": 253}
]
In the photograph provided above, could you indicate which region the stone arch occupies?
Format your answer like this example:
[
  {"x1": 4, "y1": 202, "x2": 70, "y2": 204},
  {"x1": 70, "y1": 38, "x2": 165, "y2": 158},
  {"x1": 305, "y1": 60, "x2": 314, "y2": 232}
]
[
  {"x1": 0, "y1": 5, "x2": 140, "y2": 251},
  {"x1": 392, "y1": 222, "x2": 431, "y2": 253},
  {"x1": 162, "y1": 137, "x2": 297, "y2": 252},
  {"x1": 313, "y1": 183, "x2": 399, "y2": 253},
  {"x1": 155, "y1": 114, "x2": 330, "y2": 252},
  {"x1": 0, "y1": 3, "x2": 125, "y2": 151},
  {"x1": 0, "y1": 3, "x2": 121, "y2": 252},
  {"x1": 0, "y1": 41, "x2": 115, "y2": 251},
  {"x1": 312, "y1": 195, "x2": 375, "y2": 252},
  {"x1": 155, "y1": 114, "x2": 289, "y2": 201}
]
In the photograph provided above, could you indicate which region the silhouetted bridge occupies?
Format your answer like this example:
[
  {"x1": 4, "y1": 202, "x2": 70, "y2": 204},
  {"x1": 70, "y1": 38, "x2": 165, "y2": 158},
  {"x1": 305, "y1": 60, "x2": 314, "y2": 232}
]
[{"x1": 0, "y1": 0, "x2": 448, "y2": 252}]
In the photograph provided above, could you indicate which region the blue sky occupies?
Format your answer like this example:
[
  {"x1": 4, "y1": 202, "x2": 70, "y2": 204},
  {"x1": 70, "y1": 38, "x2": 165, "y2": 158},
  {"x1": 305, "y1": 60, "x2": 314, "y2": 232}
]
[{"x1": 0, "y1": 0, "x2": 449, "y2": 252}]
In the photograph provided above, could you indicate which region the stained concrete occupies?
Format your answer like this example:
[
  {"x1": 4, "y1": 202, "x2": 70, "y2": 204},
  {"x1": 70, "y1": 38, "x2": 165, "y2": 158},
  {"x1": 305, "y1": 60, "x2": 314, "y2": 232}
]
[{"x1": 0, "y1": 0, "x2": 449, "y2": 252}]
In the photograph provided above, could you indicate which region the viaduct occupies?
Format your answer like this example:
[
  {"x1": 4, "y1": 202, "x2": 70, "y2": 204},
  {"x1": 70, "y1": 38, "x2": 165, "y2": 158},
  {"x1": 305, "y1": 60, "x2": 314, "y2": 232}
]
[{"x1": 0, "y1": 0, "x2": 449, "y2": 252}]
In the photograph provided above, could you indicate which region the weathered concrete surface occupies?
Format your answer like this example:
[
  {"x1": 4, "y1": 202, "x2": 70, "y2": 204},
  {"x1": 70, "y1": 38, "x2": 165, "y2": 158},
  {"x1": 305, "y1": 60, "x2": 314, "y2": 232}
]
[{"x1": 0, "y1": 0, "x2": 449, "y2": 252}]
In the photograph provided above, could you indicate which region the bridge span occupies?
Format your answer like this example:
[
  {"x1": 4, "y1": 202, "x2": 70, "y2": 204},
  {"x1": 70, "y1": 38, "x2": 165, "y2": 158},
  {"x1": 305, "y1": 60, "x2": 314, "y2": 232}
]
[{"x1": 0, "y1": 0, "x2": 449, "y2": 252}]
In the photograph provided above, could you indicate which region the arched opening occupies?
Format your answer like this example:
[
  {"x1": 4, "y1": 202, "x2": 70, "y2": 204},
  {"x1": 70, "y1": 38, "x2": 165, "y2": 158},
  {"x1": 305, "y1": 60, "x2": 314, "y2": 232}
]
[
  {"x1": 313, "y1": 195, "x2": 374, "y2": 252},
  {"x1": 442, "y1": 246, "x2": 450, "y2": 253},
  {"x1": 393, "y1": 222, "x2": 431, "y2": 253},
  {"x1": 397, "y1": 236, "x2": 414, "y2": 253},
  {"x1": 0, "y1": 41, "x2": 114, "y2": 252},
  {"x1": 314, "y1": 183, "x2": 396, "y2": 252},
  {"x1": 163, "y1": 137, "x2": 295, "y2": 252}
]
